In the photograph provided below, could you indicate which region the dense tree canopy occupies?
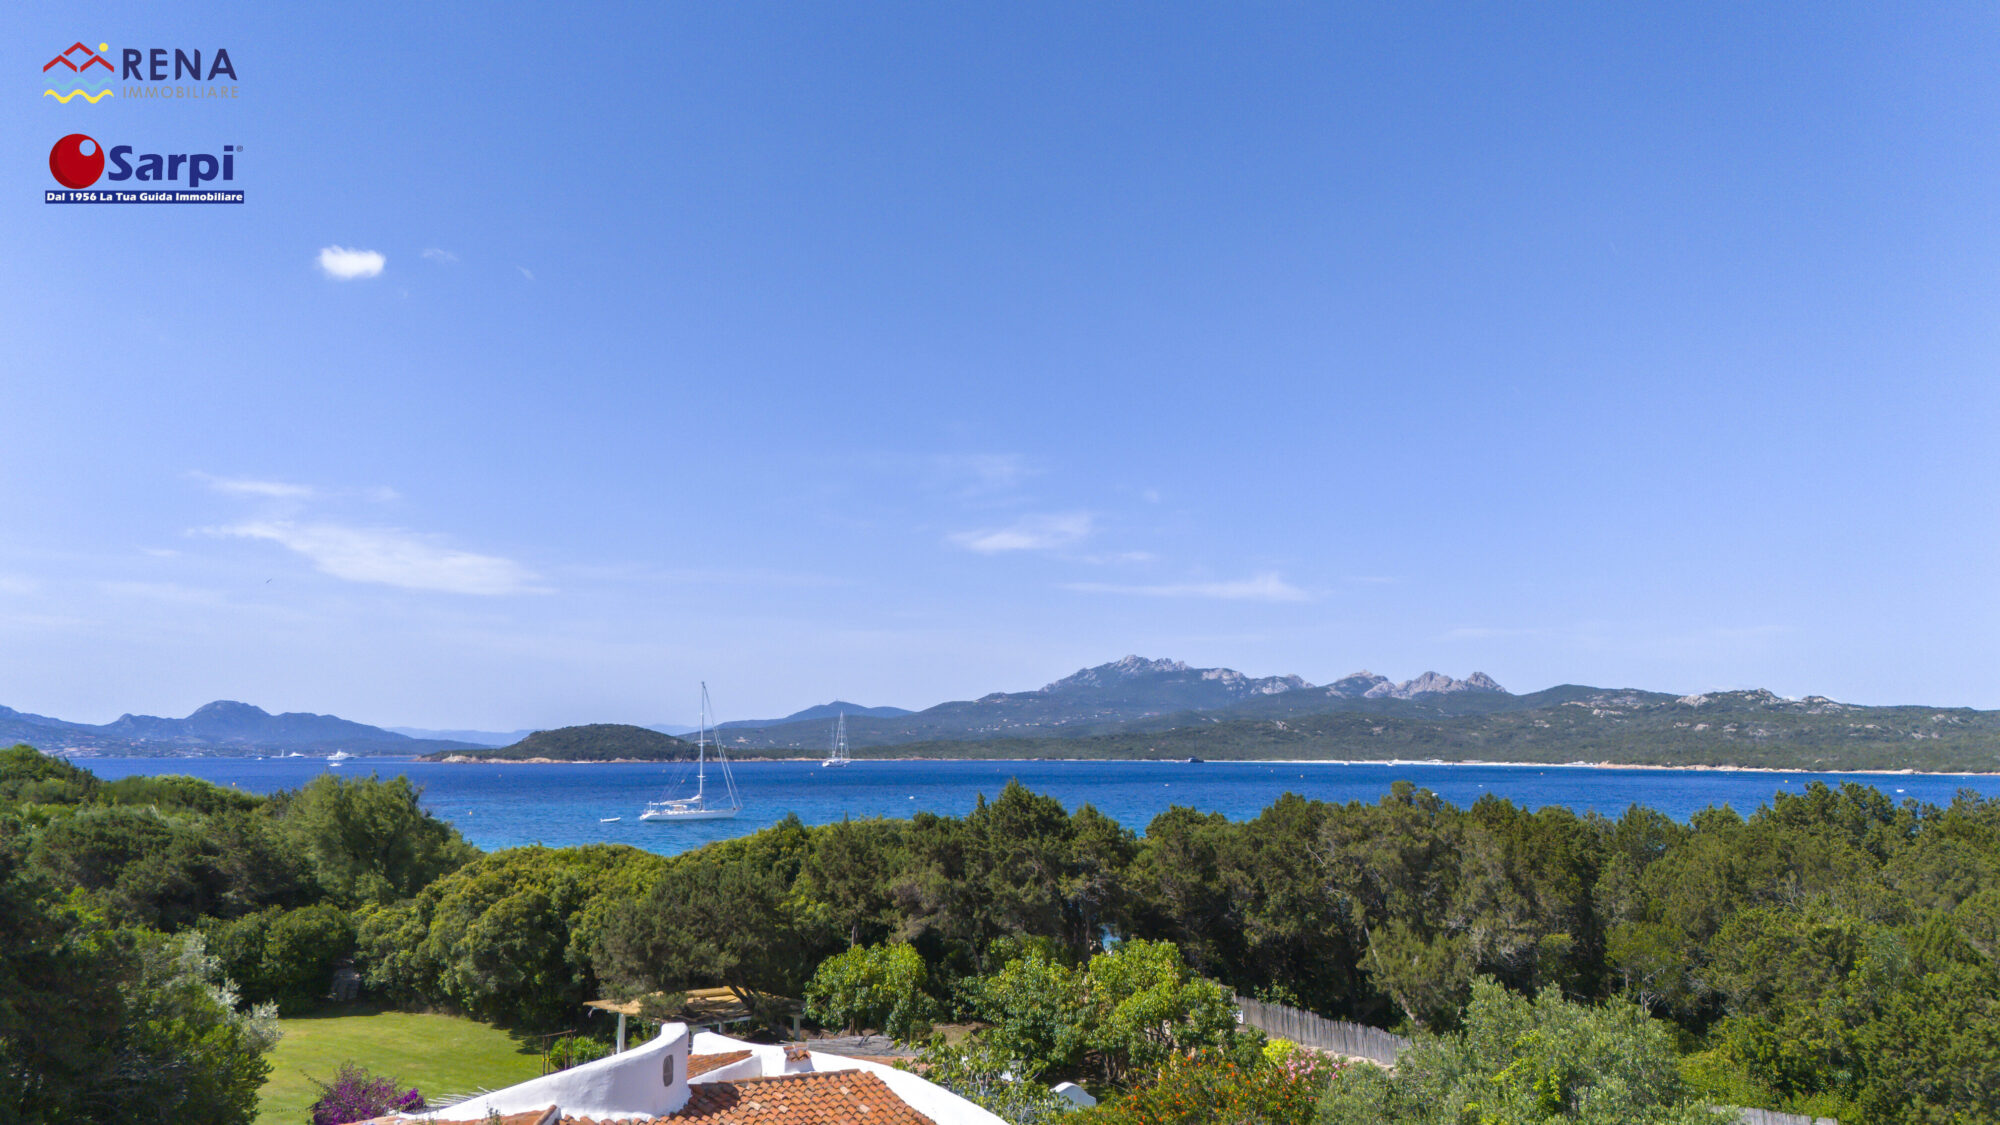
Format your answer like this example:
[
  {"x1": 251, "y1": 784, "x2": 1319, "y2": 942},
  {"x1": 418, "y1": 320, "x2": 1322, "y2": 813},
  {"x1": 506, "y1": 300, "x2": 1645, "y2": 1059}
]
[{"x1": 9, "y1": 744, "x2": 2000, "y2": 1124}]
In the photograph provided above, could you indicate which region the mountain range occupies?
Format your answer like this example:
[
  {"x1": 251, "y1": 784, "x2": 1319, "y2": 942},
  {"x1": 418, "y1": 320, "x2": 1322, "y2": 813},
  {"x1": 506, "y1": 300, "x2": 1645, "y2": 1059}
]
[
  {"x1": 703, "y1": 656, "x2": 1514, "y2": 750},
  {"x1": 0, "y1": 701, "x2": 478, "y2": 757},
  {"x1": 10, "y1": 656, "x2": 2000, "y2": 772}
]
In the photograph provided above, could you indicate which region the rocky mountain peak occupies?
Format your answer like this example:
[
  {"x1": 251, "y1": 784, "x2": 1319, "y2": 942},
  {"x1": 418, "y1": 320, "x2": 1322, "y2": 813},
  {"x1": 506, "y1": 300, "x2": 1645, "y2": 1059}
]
[
  {"x1": 1360, "y1": 671, "x2": 1510, "y2": 700},
  {"x1": 1043, "y1": 656, "x2": 1192, "y2": 691}
]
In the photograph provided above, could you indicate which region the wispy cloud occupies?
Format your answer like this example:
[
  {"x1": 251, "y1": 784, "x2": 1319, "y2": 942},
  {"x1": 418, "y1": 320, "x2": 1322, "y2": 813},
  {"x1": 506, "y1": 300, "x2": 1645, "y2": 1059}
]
[
  {"x1": 1064, "y1": 572, "x2": 1311, "y2": 602},
  {"x1": 210, "y1": 521, "x2": 544, "y2": 596},
  {"x1": 193, "y1": 472, "x2": 316, "y2": 500},
  {"x1": 517, "y1": 266, "x2": 535, "y2": 281},
  {"x1": 948, "y1": 512, "x2": 1092, "y2": 554},
  {"x1": 421, "y1": 248, "x2": 458, "y2": 264},
  {"x1": 317, "y1": 246, "x2": 386, "y2": 280}
]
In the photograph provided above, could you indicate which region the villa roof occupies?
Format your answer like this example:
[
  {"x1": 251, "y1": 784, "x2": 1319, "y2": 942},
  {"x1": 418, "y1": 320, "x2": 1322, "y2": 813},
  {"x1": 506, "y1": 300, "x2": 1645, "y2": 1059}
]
[
  {"x1": 507, "y1": 1072, "x2": 936, "y2": 1125},
  {"x1": 670, "y1": 1072, "x2": 935, "y2": 1124},
  {"x1": 688, "y1": 1050, "x2": 754, "y2": 1077}
]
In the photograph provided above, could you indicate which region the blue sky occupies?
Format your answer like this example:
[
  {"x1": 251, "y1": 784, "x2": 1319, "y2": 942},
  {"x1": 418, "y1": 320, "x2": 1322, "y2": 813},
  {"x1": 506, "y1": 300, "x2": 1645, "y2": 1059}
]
[{"x1": 5, "y1": 3, "x2": 1998, "y2": 727}]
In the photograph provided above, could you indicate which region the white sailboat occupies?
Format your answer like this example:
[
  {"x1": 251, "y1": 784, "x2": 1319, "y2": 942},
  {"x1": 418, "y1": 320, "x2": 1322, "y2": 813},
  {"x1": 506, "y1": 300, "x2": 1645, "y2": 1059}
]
[
  {"x1": 821, "y1": 712, "x2": 851, "y2": 768},
  {"x1": 640, "y1": 683, "x2": 741, "y2": 821}
]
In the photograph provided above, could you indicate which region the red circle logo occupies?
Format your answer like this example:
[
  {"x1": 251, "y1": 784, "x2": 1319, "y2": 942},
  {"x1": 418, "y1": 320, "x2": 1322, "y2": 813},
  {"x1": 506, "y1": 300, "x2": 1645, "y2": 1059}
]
[{"x1": 50, "y1": 133, "x2": 105, "y2": 189}]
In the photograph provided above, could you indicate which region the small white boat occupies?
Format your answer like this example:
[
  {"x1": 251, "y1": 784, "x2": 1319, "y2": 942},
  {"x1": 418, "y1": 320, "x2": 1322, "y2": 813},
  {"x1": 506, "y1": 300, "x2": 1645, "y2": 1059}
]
[
  {"x1": 329, "y1": 750, "x2": 353, "y2": 767},
  {"x1": 821, "y1": 712, "x2": 851, "y2": 768},
  {"x1": 600, "y1": 816, "x2": 622, "y2": 823},
  {"x1": 641, "y1": 683, "x2": 742, "y2": 822}
]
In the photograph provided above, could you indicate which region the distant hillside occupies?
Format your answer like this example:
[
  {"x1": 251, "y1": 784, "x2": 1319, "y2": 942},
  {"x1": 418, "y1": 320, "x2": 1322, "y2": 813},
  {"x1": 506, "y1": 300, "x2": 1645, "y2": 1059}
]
[
  {"x1": 0, "y1": 700, "x2": 474, "y2": 757},
  {"x1": 720, "y1": 700, "x2": 915, "y2": 730},
  {"x1": 770, "y1": 687, "x2": 2000, "y2": 773},
  {"x1": 420, "y1": 724, "x2": 697, "y2": 762},
  {"x1": 389, "y1": 726, "x2": 536, "y2": 747}
]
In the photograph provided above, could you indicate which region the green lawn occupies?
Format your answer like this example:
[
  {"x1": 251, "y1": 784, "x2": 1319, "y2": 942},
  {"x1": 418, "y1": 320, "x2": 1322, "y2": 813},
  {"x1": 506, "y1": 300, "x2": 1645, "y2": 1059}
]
[{"x1": 257, "y1": 1006, "x2": 545, "y2": 1125}]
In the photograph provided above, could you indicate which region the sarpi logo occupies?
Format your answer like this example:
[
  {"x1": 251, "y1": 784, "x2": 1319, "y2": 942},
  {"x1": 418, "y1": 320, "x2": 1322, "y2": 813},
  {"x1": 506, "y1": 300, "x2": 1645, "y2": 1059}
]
[
  {"x1": 49, "y1": 133, "x2": 237, "y2": 189},
  {"x1": 42, "y1": 41, "x2": 115, "y2": 104}
]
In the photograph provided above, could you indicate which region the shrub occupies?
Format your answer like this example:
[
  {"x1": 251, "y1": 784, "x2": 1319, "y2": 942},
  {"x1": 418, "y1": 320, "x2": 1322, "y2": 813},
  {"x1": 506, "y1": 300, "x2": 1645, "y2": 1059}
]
[
  {"x1": 1075, "y1": 1047, "x2": 1342, "y2": 1125},
  {"x1": 307, "y1": 1061, "x2": 424, "y2": 1125},
  {"x1": 264, "y1": 903, "x2": 357, "y2": 1013},
  {"x1": 547, "y1": 1034, "x2": 613, "y2": 1070}
]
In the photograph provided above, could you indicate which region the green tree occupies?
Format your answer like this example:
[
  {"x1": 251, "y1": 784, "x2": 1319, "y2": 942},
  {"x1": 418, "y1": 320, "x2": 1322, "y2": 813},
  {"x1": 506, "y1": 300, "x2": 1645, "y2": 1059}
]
[
  {"x1": 804, "y1": 941, "x2": 936, "y2": 1039},
  {"x1": 796, "y1": 816, "x2": 907, "y2": 948},
  {"x1": 268, "y1": 773, "x2": 476, "y2": 907},
  {"x1": 595, "y1": 821, "x2": 823, "y2": 1031},
  {"x1": 1085, "y1": 938, "x2": 1238, "y2": 1085},
  {"x1": 361, "y1": 844, "x2": 659, "y2": 1028},
  {"x1": 973, "y1": 949, "x2": 1089, "y2": 1081}
]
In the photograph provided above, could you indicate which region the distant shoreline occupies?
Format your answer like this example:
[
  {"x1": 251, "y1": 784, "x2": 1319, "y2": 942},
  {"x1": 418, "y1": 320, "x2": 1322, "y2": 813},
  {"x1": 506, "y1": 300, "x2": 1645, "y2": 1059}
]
[{"x1": 413, "y1": 753, "x2": 1994, "y2": 777}]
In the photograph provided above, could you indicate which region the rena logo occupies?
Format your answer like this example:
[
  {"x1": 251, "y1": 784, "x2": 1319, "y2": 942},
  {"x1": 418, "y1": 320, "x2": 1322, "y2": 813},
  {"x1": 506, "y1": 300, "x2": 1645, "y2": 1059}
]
[{"x1": 48, "y1": 134, "x2": 237, "y2": 189}]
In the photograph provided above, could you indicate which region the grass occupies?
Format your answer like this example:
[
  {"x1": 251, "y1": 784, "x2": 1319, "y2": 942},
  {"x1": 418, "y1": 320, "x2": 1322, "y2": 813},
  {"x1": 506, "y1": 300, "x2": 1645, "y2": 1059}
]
[{"x1": 256, "y1": 1004, "x2": 545, "y2": 1125}]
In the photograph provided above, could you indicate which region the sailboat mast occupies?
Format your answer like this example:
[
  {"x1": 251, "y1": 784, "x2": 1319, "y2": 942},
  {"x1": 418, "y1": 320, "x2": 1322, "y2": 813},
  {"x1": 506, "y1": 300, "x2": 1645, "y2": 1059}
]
[{"x1": 696, "y1": 682, "x2": 708, "y2": 795}]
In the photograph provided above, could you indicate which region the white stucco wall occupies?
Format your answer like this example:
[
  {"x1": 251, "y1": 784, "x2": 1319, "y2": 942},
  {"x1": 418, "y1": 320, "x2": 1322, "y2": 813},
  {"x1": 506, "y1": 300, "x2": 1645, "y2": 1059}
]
[
  {"x1": 429, "y1": 1023, "x2": 691, "y2": 1122},
  {"x1": 689, "y1": 1030, "x2": 787, "y2": 1081}
]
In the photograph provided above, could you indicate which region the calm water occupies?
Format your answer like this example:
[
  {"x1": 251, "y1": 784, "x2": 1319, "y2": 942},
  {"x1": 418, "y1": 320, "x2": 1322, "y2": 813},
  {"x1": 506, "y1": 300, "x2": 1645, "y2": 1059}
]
[{"x1": 78, "y1": 756, "x2": 2000, "y2": 856}]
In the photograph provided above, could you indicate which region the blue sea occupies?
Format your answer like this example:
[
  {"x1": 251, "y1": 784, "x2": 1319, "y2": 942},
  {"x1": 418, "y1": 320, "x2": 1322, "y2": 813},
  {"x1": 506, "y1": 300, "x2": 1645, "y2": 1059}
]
[{"x1": 78, "y1": 756, "x2": 2000, "y2": 856}]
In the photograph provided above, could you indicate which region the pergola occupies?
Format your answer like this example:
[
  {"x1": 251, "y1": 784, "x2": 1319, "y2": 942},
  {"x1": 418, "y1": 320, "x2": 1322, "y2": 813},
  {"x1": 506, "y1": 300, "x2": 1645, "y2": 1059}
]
[{"x1": 584, "y1": 988, "x2": 802, "y2": 1051}]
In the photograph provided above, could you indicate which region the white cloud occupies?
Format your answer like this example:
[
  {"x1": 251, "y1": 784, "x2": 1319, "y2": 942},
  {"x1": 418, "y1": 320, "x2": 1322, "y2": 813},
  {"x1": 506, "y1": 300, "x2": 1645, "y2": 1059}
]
[
  {"x1": 948, "y1": 512, "x2": 1092, "y2": 554},
  {"x1": 517, "y1": 266, "x2": 535, "y2": 281},
  {"x1": 421, "y1": 247, "x2": 458, "y2": 263},
  {"x1": 193, "y1": 472, "x2": 316, "y2": 500},
  {"x1": 1063, "y1": 572, "x2": 1311, "y2": 602},
  {"x1": 317, "y1": 246, "x2": 386, "y2": 280},
  {"x1": 212, "y1": 521, "x2": 543, "y2": 596}
]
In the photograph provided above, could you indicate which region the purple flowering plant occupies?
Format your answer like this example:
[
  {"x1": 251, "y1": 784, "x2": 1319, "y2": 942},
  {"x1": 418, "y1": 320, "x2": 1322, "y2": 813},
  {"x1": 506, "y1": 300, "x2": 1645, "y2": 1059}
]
[{"x1": 306, "y1": 1061, "x2": 425, "y2": 1124}]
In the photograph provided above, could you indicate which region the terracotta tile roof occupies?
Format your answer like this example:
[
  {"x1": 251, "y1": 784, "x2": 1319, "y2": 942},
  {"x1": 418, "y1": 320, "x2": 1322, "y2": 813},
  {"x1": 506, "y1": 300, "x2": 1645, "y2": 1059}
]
[
  {"x1": 689, "y1": 1049, "x2": 755, "y2": 1077},
  {"x1": 783, "y1": 1044, "x2": 811, "y2": 1062},
  {"x1": 662, "y1": 1070, "x2": 935, "y2": 1124}
]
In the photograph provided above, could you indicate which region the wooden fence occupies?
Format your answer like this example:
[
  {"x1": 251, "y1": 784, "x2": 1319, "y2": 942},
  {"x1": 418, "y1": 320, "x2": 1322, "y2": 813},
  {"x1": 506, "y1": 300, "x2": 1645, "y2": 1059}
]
[{"x1": 1231, "y1": 996, "x2": 1410, "y2": 1066}]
